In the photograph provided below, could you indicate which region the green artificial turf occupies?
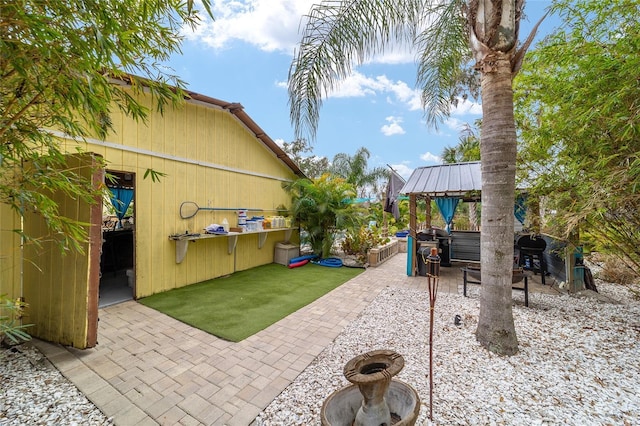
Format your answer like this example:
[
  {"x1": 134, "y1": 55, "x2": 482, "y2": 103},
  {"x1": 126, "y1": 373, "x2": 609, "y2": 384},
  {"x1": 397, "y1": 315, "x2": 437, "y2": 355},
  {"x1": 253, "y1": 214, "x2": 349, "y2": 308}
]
[{"x1": 139, "y1": 263, "x2": 363, "y2": 342}]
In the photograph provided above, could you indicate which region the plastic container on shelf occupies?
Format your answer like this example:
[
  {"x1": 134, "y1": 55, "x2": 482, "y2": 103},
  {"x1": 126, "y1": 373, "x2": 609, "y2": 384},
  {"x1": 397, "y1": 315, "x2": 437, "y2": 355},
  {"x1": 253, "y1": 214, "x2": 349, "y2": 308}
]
[{"x1": 237, "y1": 209, "x2": 247, "y2": 227}]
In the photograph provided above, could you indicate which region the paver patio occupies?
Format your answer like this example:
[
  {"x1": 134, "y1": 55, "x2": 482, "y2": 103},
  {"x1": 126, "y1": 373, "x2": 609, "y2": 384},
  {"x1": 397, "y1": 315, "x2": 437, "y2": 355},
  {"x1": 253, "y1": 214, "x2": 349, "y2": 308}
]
[{"x1": 34, "y1": 253, "x2": 556, "y2": 425}]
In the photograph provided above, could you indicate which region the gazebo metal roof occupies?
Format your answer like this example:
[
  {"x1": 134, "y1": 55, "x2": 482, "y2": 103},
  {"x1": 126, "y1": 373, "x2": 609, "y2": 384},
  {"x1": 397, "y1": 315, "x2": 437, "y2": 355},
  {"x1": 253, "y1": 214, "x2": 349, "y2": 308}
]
[{"x1": 400, "y1": 161, "x2": 482, "y2": 199}]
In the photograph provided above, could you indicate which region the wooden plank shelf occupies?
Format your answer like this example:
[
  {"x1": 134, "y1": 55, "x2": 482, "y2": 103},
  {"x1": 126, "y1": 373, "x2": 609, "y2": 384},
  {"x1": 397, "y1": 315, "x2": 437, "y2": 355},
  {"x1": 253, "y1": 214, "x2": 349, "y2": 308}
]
[{"x1": 169, "y1": 228, "x2": 295, "y2": 264}]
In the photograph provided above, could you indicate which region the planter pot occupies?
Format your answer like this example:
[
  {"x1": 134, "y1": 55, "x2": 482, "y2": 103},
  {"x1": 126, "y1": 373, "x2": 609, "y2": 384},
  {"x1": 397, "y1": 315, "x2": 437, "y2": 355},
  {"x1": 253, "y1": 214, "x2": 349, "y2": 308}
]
[{"x1": 466, "y1": 265, "x2": 525, "y2": 284}]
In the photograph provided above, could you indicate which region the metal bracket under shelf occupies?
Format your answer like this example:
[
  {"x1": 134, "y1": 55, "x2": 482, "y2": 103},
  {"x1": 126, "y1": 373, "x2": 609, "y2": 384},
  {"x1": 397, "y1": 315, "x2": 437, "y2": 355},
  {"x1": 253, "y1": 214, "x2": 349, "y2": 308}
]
[{"x1": 169, "y1": 228, "x2": 295, "y2": 264}]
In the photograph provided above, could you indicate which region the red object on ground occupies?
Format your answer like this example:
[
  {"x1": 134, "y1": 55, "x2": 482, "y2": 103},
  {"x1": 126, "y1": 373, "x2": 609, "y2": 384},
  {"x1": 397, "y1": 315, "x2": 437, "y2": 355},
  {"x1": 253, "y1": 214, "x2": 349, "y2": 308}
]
[{"x1": 288, "y1": 259, "x2": 309, "y2": 269}]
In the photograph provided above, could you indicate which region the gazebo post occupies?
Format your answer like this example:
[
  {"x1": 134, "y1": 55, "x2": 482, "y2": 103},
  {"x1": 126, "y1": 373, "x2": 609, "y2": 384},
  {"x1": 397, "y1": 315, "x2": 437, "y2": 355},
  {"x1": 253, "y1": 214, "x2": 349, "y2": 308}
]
[{"x1": 409, "y1": 193, "x2": 417, "y2": 276}]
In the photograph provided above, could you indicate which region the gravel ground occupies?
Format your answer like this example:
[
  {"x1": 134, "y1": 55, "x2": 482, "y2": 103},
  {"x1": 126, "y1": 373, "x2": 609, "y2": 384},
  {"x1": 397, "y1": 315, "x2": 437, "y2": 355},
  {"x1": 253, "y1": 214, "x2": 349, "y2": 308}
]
[
  {"x1": 1, "y1": 279, "x2": 638, "y2": 426},
  {"x1": 0, "y1": 344, "x2": 112, "y2": 425},
  {"x1": 256, "y1": 281, "x2": 640, "y2": 425}
]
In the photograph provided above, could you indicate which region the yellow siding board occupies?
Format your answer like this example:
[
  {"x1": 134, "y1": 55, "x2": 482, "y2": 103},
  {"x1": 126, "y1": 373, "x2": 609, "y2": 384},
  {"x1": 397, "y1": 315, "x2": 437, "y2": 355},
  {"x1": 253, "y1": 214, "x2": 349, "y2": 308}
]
[
  {"x1": 136, "y1": 96, "x2": 153, "y2": 151},
  {"x1": 16, "y1": 89, "x2": 299, "y2": 307},
  {"x1": 184, "y1": 107, "x2": 198, "y2": 161},
  {"x1": 150, "y1": 157, "x2": 168, "y2": 292},
  {"x1": 0, "y1": 205, "x2": 21, "y2": 299},
  {"x1": 134, "y1": 156, "x2": 153, "y2": 298},
  {"x1": 106, "y1": 107, "x2": 123, "y2": 143},
  {"x1": 21, "y1": 154, "x2": 96, "y2": 348},
  {"x1": 162, "y1": 145, "x2": 177, "y2": 291}
]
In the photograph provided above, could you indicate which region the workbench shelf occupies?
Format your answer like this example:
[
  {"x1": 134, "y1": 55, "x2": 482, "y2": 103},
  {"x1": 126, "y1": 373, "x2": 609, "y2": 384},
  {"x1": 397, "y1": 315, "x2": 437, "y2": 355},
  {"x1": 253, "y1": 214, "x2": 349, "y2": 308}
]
[{"x1": 169, "y1": 228, "x2": 295, "y2": 264}]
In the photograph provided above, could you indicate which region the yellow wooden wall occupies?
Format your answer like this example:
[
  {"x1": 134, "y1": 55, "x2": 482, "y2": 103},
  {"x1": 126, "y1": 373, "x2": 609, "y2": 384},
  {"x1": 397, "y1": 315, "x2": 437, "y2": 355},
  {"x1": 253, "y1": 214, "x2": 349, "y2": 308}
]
[
  {"x1": 62, "y1": 92, "x2": 299, "y2": 298},
  {"x1": 19, "y1": 154, "x2": 101, "y2": 348},
  {"x1": 0, "y1": 204, "x2": 21, "y2": 300}
]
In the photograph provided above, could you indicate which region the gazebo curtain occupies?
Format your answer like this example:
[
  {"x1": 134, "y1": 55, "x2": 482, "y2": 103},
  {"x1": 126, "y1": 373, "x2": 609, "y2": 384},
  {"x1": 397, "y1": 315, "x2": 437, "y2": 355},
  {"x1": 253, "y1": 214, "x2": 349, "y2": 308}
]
[
  {"x1": 435, "y1": 197, "x2": 460, "y2": 233},
  {"x1": 109, "y1": 187, "x2": 134, "y2": 228},
  {"x1": 431, "y1": 194, "x2": 526, "y2": 232}
]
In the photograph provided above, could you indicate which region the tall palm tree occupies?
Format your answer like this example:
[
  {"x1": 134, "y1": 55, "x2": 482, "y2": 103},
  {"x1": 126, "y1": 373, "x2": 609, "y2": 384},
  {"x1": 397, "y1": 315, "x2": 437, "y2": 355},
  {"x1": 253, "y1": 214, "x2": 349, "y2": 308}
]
[
  {"x1": 288, "y1": 0, "x2": 545, "y2": 355},
  {"x1": 329, "y1": 147, "x2": 388, "y2": 198}
]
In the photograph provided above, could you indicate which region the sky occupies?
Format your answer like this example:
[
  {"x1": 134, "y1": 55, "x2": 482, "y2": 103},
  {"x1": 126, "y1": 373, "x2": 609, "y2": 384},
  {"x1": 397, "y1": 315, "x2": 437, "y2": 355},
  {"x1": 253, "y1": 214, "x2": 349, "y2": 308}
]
[{"x1": 166, "y1": 1, "x2": 559, "y2": 180}]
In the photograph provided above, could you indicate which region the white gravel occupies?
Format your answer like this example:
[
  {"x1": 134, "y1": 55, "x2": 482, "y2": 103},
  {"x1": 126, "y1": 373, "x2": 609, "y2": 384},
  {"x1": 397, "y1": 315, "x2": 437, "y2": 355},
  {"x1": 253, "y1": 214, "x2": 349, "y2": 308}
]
[
  {"x1": 0, "y1": 344, "x2": 112, "y2": 425},
  {"x1": 1, "y1": 280, "x2": 638, "y2": 426},
  {"x1": 256, "y1": 281, "x2": 640, "y2": 425}
]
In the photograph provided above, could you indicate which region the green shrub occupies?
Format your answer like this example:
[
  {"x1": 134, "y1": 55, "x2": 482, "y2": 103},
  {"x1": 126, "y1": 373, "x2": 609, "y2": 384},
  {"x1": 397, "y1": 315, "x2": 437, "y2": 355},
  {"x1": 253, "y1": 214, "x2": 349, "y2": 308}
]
[{"x1": 341, "y1": 226, "x2": 388, "y2": 264}]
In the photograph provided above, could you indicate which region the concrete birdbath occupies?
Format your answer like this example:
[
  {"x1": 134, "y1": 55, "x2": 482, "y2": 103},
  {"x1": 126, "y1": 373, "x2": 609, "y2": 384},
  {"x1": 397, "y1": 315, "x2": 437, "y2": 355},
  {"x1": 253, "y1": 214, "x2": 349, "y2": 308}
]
[{"x1": 320, "y1": 349, "x2": 420, "y2": 426}]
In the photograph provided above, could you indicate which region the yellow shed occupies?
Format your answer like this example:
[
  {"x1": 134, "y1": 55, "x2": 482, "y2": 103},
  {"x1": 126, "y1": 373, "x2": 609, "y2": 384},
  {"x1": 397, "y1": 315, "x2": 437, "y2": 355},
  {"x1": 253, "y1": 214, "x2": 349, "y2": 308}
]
[{"x1": 0, "y1": 80, "x2": 303, "y2": 349}]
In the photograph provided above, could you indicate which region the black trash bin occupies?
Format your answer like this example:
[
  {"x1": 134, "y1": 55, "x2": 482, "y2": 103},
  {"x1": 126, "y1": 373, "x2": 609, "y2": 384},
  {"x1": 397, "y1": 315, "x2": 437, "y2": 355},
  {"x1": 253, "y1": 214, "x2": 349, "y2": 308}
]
[{"x1": 416, "y1": 244, "x2": 438, "y2": 276}]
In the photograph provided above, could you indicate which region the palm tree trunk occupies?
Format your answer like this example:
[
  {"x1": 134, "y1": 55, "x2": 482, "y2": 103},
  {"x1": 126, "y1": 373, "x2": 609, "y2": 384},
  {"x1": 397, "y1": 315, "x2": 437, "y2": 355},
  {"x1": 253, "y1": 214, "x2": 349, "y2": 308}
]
[
  {"x1": 476, "y1": 54, "x2": 519, "y2": 355},
  {"x1": 469, "y1": 202, "x2": 478, "y2": 231}
]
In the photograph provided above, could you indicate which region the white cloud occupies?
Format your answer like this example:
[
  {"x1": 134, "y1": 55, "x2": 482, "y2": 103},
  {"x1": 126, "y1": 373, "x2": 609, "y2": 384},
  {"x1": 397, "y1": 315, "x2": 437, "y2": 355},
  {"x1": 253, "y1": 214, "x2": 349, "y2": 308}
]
[
  {"x1": 420, "y1": 152, "x2": 441, "y2": 164},
  {"x1": 275, "y1": 70, "x2": 422, "y2": 111},
  {"x1": 381, "y1": 116, "x2": 405, "y2": 136},
  {"x1": 374, "y1": 76, "x2": 422, "y2": 111},
  {"x1": 188, "y1": 0, "x2": 315, "y2": 52},
  {"x1": 188, "y1": 0, "x2": 417, "y2": 64},
  {"x1": 389, "y1": 163, "x2": 413, "y2": 180},
  {"x1": 450, "y1": 97, "x2": 482, "y2": 116},
  {"x1": 443, "y1": 117, "x2": 466, "y2": 132},
  {"x1": 318, "y1": 72, "x2": 422, "y2": 111},
  {"x1": 328, "y1": 72, "x2": 381, "y2": 98}
]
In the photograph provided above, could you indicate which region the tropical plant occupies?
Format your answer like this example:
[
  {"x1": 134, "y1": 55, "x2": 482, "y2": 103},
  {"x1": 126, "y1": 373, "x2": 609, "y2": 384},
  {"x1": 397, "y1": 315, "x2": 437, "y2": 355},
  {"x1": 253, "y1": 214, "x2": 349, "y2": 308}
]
[
  {"x1": 284, "y1": 174, "x2": 357, "y2": 258},
  {"x1": 329, "y1": 147, "x2": 389, "y2": 198},
  {"x1": 441, "y1": 121, "x2": 481, "y2": 164},
  {"x1": 367, "y1": 199, "x2": 410, "y2": 233},
  {"x1": 514, "y1": 0, "x2": 640, "y2": 279},
  {"x1": 341, "y1": 225, "x2": 388, "y2": 264},
  {"x1": 0, "y1": 0, "x2": 211, "y2": 252},
  {"x1": 0, "y1": 295, "x2": 32, "y2": 345},
  {"x1": 288, "y1": 0, "x2": 547, "y2": 355}
]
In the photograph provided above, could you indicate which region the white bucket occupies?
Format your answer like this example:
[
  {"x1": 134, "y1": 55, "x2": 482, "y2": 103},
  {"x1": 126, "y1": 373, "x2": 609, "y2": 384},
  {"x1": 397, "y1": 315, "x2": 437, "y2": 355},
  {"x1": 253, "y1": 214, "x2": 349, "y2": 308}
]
[
  {"x1": 126, "y1": 269, "x2": 135, "y2": 288},
  {"x1": 237, "y1": 209, "x2": 247, "y2": 226}
]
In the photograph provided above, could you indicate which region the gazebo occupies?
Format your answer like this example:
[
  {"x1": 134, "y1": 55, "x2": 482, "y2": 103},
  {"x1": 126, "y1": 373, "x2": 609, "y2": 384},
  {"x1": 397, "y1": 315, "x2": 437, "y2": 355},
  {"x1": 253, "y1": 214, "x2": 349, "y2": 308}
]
[{"x1": 400, "y1": 161, "x2": 527, "y2": 276}]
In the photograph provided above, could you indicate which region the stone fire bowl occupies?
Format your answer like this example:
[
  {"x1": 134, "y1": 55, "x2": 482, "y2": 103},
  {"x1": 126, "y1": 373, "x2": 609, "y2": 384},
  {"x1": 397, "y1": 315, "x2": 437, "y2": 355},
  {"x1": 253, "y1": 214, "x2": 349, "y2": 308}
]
[{"x1": 320, "y1": 379, "x2": 420, "y2": 426}]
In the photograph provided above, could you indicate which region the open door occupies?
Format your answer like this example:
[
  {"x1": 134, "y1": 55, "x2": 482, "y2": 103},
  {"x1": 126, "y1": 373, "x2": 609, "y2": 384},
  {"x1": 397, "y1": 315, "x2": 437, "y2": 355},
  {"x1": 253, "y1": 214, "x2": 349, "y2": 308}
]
[
  {"x1": 22, "y1": 153, "x2": 102, "y2": 349},
  {"x1": 99, "y1": 170, "x2": 135, "y2": 307}
]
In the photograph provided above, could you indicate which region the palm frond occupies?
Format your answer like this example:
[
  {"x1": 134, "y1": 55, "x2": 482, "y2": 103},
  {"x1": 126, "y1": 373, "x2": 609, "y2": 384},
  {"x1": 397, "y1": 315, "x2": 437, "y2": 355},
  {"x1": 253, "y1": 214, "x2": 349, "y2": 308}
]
[
  {"x1": 414, "y1": 0, "x2": 471, "y2": 127},
  {"x1": 289, "y1": 0, "x2": 427, "y2": 140}
]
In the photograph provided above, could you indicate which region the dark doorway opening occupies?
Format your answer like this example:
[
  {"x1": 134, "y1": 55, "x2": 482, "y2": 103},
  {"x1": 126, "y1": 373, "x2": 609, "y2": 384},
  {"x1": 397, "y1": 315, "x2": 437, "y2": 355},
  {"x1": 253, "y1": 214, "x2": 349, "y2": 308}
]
[{"x1": 100, "y1": 170, "x2": 135, "y2": 307}]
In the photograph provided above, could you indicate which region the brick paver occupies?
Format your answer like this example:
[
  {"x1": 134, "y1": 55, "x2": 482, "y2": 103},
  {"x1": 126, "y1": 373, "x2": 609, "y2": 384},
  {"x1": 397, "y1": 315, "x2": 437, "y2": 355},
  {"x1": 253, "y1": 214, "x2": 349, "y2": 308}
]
[{"x1": 34, "y1": 253, "x2": 553, "y2": 425}]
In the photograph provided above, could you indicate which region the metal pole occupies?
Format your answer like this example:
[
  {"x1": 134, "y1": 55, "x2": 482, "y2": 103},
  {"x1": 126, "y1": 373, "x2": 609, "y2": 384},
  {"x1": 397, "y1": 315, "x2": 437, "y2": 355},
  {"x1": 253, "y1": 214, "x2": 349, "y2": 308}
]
[{"x1": 426, "y1": 247, "x2": 440, "y2": 421}]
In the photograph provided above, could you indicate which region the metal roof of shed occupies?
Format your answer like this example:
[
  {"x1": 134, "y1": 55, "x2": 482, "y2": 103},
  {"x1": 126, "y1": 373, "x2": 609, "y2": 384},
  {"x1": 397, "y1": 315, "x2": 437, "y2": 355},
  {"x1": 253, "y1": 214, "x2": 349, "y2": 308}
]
[{"x1": 400, "y1": 161, "x2": 481, "y2": 198}]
